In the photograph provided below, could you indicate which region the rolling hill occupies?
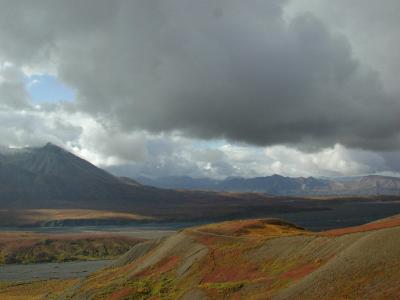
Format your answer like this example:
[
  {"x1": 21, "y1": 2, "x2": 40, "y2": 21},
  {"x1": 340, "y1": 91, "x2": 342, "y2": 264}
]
[{"x1": 60, "y1": 215, "x2": 400, "y2": 299}]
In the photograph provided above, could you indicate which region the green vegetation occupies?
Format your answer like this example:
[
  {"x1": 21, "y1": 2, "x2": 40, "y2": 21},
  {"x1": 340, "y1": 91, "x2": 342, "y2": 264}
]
[
  {"x1": 96, "y1": 276, "x2": 178, "y2": 300},
  {"x1": 0, "y1": 235, "x2": 143, "y2": 265},
  {"x1": 127, "y1": 276, "x2": 176, "y2": 299},
  {"x1": 200, "y1": 281, "x2": 245, "y2": 296}
]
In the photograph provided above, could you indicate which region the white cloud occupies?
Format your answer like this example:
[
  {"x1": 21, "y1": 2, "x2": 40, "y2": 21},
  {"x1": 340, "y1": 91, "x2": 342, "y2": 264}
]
[
  {"x1": 69, "y1": 116, "x2": 148, "y2": 166},
  {"x1": 263, "y1": 144, "x2": 385, "y2": 177},
  {"x1": 26, "y1": 78, "x2": 39, "y2": 88}
]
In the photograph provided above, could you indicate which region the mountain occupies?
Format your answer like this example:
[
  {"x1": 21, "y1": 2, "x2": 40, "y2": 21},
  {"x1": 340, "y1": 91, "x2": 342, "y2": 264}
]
[
  {"x1": 354, "y1": 175, "x2": 400, "y2": 194},
  {"x1": 0, "y1": 143, "x2": 324, "y2": 222},
  {"x1": 137, "y1": 174, "x2": 400, "y2": 196},
  {"x1": 136, "y1": 175, "x2": 220, "y2": 190},
  {"x1": 62, "y1": 215, "x2": 400, "y2": 299},
  {"x1": 1, "y1": 143, "x2": 398, "y2": 226},
  {"x1": 0, "y1": 143, "x2": 150, "y2": 210},
  {"x1": 218, "y1": 174, "x2": 331, "y2": 195}
]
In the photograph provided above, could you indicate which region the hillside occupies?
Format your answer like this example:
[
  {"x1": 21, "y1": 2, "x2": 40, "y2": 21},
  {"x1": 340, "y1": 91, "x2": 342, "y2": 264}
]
[
  {"x1": 137, "y1": 174, "x2": 400, "y2": 196},
  {"x1": 61, "y1": 215, "x2": 400, "y2": 299}
]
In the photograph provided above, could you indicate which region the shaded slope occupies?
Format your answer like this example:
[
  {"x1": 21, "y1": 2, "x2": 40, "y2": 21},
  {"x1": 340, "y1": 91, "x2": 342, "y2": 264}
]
[
  {"x1": 10, "y1": 149, "x2": 176, "y2": 211},
  {"x1": 0, "y1": 143, "x2": 148, "y2": 209},
  {"x1": 63, "y1": 215, "x2": 400, "y2": 299}
]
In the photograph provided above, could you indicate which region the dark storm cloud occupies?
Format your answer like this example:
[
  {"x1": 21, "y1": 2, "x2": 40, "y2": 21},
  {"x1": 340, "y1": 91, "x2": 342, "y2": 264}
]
[
  {"x1": 0, "y1": 0, "x2": 399, "y2": 151},
  {"x1": 288, "y1": 0, "x2": 400, "y2": 95}
]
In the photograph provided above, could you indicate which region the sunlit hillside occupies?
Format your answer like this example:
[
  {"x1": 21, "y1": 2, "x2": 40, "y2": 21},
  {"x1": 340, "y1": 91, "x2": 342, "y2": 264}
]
[{"x1": 58, "y1": 216, "x2": 400, "y2": 299}]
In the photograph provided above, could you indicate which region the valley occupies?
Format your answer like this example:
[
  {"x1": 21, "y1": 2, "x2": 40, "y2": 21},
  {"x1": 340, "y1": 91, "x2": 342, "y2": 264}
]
[
  {"x1": 2, "y1": 144, "x2": 400, "y2": 225},
  {"x1": 1, "y1": 1, "x2": 399, "y2": 298},
  {"x1": 1, "y1": 144, "x2": 400, "y2": 299},
  {"x1": 1, "y1": 210, "x2": 400, "y2": 299}
]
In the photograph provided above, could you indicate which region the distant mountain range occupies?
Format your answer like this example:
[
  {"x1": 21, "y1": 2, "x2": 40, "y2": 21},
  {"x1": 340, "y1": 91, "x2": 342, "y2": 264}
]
[
  {"x1": 1, "y1": 143, "x2": 399, "y2": 225},
  {"x1": 0, "y1": 143, "x2": 321, "y2": 221},
  {"x1": 136, "y1": 174, "x2": 400, "y2": 196}
]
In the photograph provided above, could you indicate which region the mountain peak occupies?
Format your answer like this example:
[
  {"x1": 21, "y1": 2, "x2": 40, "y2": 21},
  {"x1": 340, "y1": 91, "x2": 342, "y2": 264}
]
[
  {"x1": 44, "y1": 142, "x2": 57, "y2": 147},
  {"x1": 271, "y1": 174, "x2": 284, "y2": 178},
  {"x1": 41, "y1": 142, "x2": 65, "y2": 153}
]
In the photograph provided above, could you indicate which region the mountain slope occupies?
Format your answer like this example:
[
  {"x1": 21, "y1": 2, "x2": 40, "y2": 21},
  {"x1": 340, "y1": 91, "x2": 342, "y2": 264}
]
[
  {"x1": 62, "y1": 215, "x2": 400, "y2": 299},
  {"x1": 0, "y1": 143, "x2": 148, "y2": 209},
  {"x1": 0, "y1": 144, "x2": 324, "y2": 222},
  {"x1": 2, "y1": 143, "x2": 398, "y2": 227}
]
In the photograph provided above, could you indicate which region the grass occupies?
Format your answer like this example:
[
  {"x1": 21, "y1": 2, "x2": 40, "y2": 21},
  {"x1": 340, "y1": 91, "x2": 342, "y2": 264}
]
[{"x1": 0, "y1": 209, "x2": 151, "y2": 227}]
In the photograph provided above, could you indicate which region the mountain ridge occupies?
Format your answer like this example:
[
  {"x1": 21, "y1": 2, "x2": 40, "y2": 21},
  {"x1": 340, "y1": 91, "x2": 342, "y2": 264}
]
[
  {"x1": 136, "y1": 173, "x2": 400, "y2": 196},
  {"x1": 1, "y1": 143, "x2": 399, "y2": 226},
  {"x1": 0, "y1": 143, "x2": 326, "y2": 222}
]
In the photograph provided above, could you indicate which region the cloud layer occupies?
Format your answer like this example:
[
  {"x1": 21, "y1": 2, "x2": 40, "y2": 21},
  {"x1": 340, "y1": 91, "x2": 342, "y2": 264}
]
[
  {"x1": 0, "y1": 0, "x2": 399, "y2": 150},
  {"x1": 0, "y1": 0, "x2": 399, "y2": 178}
]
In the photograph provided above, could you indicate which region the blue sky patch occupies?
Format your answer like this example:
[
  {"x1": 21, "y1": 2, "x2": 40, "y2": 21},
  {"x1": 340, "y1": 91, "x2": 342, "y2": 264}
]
[{"x1": 24, "y1": 74, "x2": 75, "y2": 103}]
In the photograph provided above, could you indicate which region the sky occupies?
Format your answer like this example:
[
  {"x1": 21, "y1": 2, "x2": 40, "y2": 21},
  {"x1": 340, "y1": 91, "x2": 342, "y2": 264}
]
[{"x1": 0, "y1": 0, "x2": 399, "y2": 179}]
